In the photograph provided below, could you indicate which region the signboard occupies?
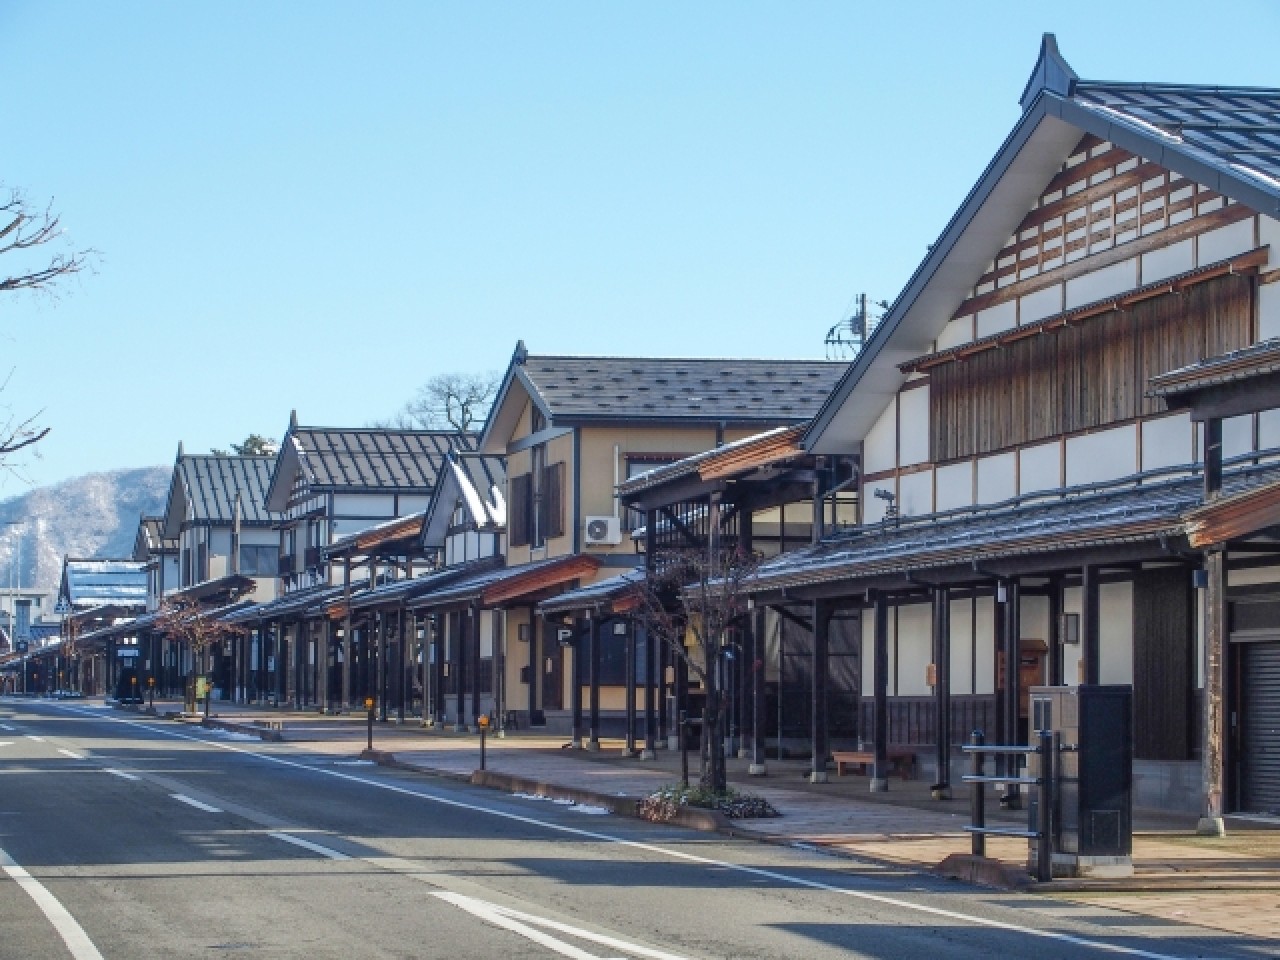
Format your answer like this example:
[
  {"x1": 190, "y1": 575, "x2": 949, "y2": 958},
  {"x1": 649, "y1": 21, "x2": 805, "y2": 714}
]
[{"x1": 117, "y1": 648, "x2": 140, "y2": 658}]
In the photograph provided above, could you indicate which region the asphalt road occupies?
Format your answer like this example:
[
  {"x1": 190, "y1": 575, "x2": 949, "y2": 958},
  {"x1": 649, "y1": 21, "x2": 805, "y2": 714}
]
[{"x1": 0, "y1": 697, "x2": 1268, "y2": 960}]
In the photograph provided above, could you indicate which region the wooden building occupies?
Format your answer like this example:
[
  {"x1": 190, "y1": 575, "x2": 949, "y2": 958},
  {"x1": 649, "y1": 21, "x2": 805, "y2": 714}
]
[{"x1": 739, "y1": 36, "x2": 1280, "y2": 819}]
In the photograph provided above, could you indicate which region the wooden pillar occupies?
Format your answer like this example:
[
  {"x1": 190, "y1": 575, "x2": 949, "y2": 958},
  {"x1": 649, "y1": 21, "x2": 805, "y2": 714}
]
[
  {"x1": 527, "y1": 605, "x2": 539, "y2": 726},
  {"x1": 453, "y1": 611, "x2": 467, "y2": 730},
  {"x1": 1047, "y1": 576, "x2": 1064, "y2": 688},
  {"x1": 1001, "y1": 579, "x2": 1022, "y2": 808},
  {"x1": 433, "y1": 614, "x2": 446, "y2": 725},
  {"x1": 470, "y1": 604, "x2": 482, "y2": 727},
  {"x1": 1205, "y1": 417, "x2": 1223, "y2": 499},
  {"x1": 749, "y1": 606, "x2": 767, "y2": 775},
  {"x1": 1199, "y1": 547, "x2": 1228, "y2": 835},
  {"x1": 374, "y1": 612, "x2": 387, "y2": 721},
  {"x1": 341, "y1": 562, "x2": 353, "y2": 710},
  {"x1": 810, "y1": 599, "x2": 832, "y2": 783},
  {"x1": 871, "y1": 592, "x2": 890, "y2": 792},
  {"x1": 1082, "y1": 564, "x2": 1100, "y2": 686},
  {"x1": 570, "y1": 619, "x2": 584, "y2": 748},
  {"x1": 397, "y1": 608, "x2": 408, "y2": 724},
  {"x1": 624, "y1": 613, "x2": 638, "y2": 757},
  {"x1": 932, "y1": 586, "x2": 952, "y2": 797},
  {"x1": 587, "y1": 614, "x2": 601, "y2": 750}
]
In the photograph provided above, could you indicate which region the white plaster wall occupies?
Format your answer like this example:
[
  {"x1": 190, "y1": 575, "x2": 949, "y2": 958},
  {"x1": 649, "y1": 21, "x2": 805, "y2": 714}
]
[
  {"x1": 1065, "y1": 424, "x2": 1138, "y2": 486},
  {"x1": 1019, "y1": 442, "x2": 1060, "y2": 495},
  {"x1": 861, "y1": 609, "x2": 874, "y2": 697},
  {"x1": 479, "y1": 610, "x2": 494, "y2": 657},
  {"x1": 896, "y1": 603, "x2": 932, "y2": 696},
  {"x1": 863, "y1": 398, "x2": 897, "y2": 475},
  {"x1": 1020, "y1": 594, "x2": 1050, "y2": 648},
  {"x1": 1227, "y1": 565, "x2": 1280, "y2": 587},
  {"x1": 1142, "y1": 413, "x2": 1194, "y2": 471},
  {"x1": 1062, "y1": 586, "x2": 1083, "y2": 687},
  {"x1": 976, "y1": 452, "x2": 1016, "y2": 505},
  {"x1": 937, "y1": 316, "x2": 973, "y2": 351},
  {"x1": 974, "y1": 597, "x2": 996, "y2": 695},
  {"x1": 1223, "y1": 415, "x2": 1254, "y2": 460},
  {"x1": 898, "y1": 386, "x2": 930, "y2": 466},
  {"x1": 898, "y1": 470, "x2": 933, "y2": 517},
  {"x1": 1100, "y1": 581, "x2": 1134, "y2": 685},
  {"x1": 399, "y1": 494, "x2": 433, "y2": 513},
  {"x1": 1195, "y1": 586, "x2": 1204, "y2": 689},
  {"x1": 1140, "y1": 238, "x2": 1193, "y2": 283},
  {"x1": 1019, "y1": 285, "x2": 1062, "y2": 325},
  {"x1": 1064, "y1": 258, "x2": 1138, "y2": 308},
  {"x1": 1198, "y1": 216, "x2": 1254, "y2": 265},
  {"x1": 1259, "y1": 283, "x2": 1280, "y2": 342},
  {"x1": 976, "y1": 300, "x2": 1017, "y2": 338},
  {"x1": 935, "y1": 462, "x2": 973, "y2": 512},
  {"x1": 333, "y1": 493, "x2": 397, "y2": 517},
  {"x1": 1260, "y1": 215, "x2": 1280, "y2": 263},
  {"x1": 950, "y1": 597, "x2": 974, "y2": 695}
]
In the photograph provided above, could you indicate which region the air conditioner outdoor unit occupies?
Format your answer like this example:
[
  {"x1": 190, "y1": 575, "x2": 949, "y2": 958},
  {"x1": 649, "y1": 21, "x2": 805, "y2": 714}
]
[{"x1": 583, "y1": 515, "x2": 622, "y2": 546}]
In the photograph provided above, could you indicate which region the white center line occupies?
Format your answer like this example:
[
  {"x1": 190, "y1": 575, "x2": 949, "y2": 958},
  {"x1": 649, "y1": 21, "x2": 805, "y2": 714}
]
[
  {"x1": 56, "y1": 703, "x2": 1198, "y2": 960},
  {"x1": 57, "y1": 748, "x2": 85, "y2": 760},
  {"x1": 0, "y1": 845, "x2": 104, "y2": 960},
  {"x1": 268, "y1": 832, "x2": 350, "y2": 860},
  {"x1": 104, "y1": 769, "x2": 139, "y2": 781},
  {"x1": 170, "y1": 794, "x2": 222, "y2": 813}
]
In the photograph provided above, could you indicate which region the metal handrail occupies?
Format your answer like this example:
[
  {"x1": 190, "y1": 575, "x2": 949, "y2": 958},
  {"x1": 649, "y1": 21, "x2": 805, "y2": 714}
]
[{"x1": 962, "y1": 729, "x2": 1056, "y2": 883}]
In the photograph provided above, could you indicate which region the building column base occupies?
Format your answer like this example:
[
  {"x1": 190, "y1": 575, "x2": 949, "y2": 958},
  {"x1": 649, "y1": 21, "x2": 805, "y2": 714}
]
[
  {"x1": 585, "y1": 739, "x2": 600, "y2": 752},
  {"x1": 748, "y1": 762, "x2": 767, "y2": 776},
  {"x1": 1196, "y1": 816, "x2": 1226, "y2": 837},
  {"x1": 931, "y1": 785, "x2": 953, "y2": 801},
  {"x1": 870, "y1": 777, "x2": 889, "y2": 793},
  {"x1": 808, "y1": 771, "x2": 829, "y2": 784},
  {"x1": 640, "y1": 748, "x2": 656, "y2": 760}
]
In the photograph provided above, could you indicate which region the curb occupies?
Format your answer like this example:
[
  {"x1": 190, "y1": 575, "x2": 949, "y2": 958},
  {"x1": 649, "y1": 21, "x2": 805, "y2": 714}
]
[{"x1": 200, "y1": 717, "x2": 285, "y2": 742}]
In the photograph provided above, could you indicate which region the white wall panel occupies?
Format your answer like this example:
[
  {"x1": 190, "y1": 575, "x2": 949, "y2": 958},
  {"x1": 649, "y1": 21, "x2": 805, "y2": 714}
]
[
  {"x1": 1227, "y1": 565, "x2": 1280, "y2": 587},
  {"x1": 898, "y1": 386, "x2": 930, "y2": 466},
  {"x1": 862, "y1": 482, "x2": 888, "y2": 524},
  {"x1": 1141, "y1": 413, "x2": 1194, "y2": 471},
  {"x1": 1019, "y1": 442, "x2": 1060, "y2": 494},
  {"x1": 1140, "y1": 238, "x2": 1194, "y2": 283},
  {"x1": 1065, "y1": 424, "x2": 1138, "y2": 486},
  {"x1": 898, "y1": 470, "x2": 933, "y2": 517},
  {"x1": 949, "y1": 597, "x2": 974, "y2": 695},
  {"x1": 1260, "y1": 215, "x2": 1280, "y2": 266},
  {"x1": 1197, "y1": 217, "x2": 1255, "y2": 265},
  {"x1": 1260, "y1": 409, "x2": 1280, "y2": 450},
  {"x1": 896, "y1": 603, "x2": 932, "y2": 696},
  {"x1": 974, "y1": 597, "x2": 995, "y2": 695},
  {"x1": 1062, "y1": 586, "x2": 1082, "y2": 687},
  {"x1": 976, "y1": 452, "x2": 1016, "y2": 505},
  {"x1": 334, "y1": 493, "x2": 396, "y2": 517},
  {"x1": 1064, "y1": 258, "x2": 1137, "y2": 308},
  {"x1": 937, "y1": 316, "x2": 973, "y2": 350},
  {"x1": 1100, "y1": 581, "x2": 1134, "y2": 685},
  {"x1": 1223, "y1": 415, "x2": 1254, "y2": 460},
  {"x1": 976, "y1": 300, "x2": 1017, "y2": 338},
  {"x1": 1260, "y1": 283, "x2": 1280, "y2": 342},
  {"x1": 861, "y1": 609, "x2": 874, "y2": 697},
  {"x1": 1020, "y1": 594, "x2": 1050, "y2": 647},
  {"x1": 863, "y1": 397, "x2": 897, "y2": 474},
  {"x1": 1018, "y1": 285, "x2": 1062, "y2": 325},
  {"x1": 934, "y1": 462, "x2": 972, "y2": 512}
]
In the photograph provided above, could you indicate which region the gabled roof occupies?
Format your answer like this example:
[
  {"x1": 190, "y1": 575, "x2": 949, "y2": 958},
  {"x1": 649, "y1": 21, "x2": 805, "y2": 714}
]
[
  {"x1": 323, "y1": 511, "x2": 427, "y2": 561},
  {"x1": 422, "y1": 450, "x2": 507, "y2": 549},
  {"x1": 265, "y1": 415, "x2": 476, "y2": 511},
  {"x1": 57, "y1": 559, "x2": 147, "y2": 611},
  {"x1": 806, "y1": 34, "x2": 1280, "y2": 454},
  {"x1": 133, "y1": 515, "x2": 176, "y2": 562},
  {"x1": 161, "y1": 450, "x2": 276, "y2": 538},
  {"x1": 481, "y1": 341, "x2": 845, "y2": 453}
]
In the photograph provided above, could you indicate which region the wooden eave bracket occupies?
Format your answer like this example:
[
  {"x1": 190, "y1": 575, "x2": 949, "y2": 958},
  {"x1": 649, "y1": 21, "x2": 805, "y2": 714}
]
[{"x1": 899, "y1": 246, "x2": 1270, "y2": 375}]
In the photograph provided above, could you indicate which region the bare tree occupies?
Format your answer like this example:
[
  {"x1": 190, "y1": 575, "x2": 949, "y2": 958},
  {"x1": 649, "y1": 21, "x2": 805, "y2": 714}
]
[
  {"x1": 640, "y1": 545, "x2": 759, "y2": 793},
  {"x1": 0, "y1": 187, "x2": 94, "y2": 463},
  {"x1": 381, "y1": 371, "x2": 501, "y2": 433},
  {"x1": 153, "y1": 595, "x2": 247, "y2": 696}
]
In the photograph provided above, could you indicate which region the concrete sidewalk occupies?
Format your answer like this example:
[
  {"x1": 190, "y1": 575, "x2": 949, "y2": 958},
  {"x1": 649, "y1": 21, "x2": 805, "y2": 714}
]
[{"x1": 178, "y1": 702, "x2": 1280, "y2": 941}]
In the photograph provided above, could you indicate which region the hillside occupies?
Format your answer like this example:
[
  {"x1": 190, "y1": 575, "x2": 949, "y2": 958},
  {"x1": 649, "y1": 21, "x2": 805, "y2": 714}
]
[{"x1": 0, "y1": 466, "x2": 171, "y2": 599}]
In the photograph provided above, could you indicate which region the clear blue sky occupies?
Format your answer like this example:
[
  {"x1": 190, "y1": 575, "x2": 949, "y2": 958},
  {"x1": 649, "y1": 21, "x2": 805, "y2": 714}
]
[{"x1": 0, "y1": 1, "x2": 1276, "y2": 490}]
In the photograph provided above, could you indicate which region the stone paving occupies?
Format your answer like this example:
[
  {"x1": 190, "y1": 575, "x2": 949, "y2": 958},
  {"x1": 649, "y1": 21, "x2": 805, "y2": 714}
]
[{"x1": 196, "y1": 704, "x2": 1280, "y2": 942}]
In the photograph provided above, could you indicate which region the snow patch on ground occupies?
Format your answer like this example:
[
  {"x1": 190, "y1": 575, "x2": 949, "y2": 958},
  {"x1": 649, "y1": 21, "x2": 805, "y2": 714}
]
[
  {"x1": 511, "y1": 793, "x2": 610, "y2": 815},
  {"x1": 333, "y1": 760, "x2": 376, "y2": 766},
  {"x1": 566, "y1": 804, "x2": 610, "y2": 815},
  {"x1": 209, "y1": 730, "x2": 258, "y2": 741}
]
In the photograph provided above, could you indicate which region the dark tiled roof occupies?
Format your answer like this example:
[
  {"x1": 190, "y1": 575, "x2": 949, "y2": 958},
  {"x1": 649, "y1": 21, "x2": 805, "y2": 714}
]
[
  {"x1": 222, "y1": 584, "x2": 351, "y2": 624},
  {"x1": 746, "y1": 465, "x2": 1280, "y2": 593},
  {"x1": 1072, "y1": 81, "x2": 1280, "y2": 191},
  {"x1": 1148, "y1": 338, "x2": 1280, "y2": 397},
  {"x1": 291, "y1": 427, "x2": 475, "y2": 491},
  {"x1": 175, "y1": 456, "x2": 276, "y2": 525},
  {"x1": 406, "y1": 555, "x2": 596, "y2": 610},
  {"x1": 346, "y1": 558, "x2": 503, "y2": 612},
  {"x1": 519, "y1": 356, "x2": 845, "y2": 423},
  {"x1": 538, "y1": 568, "x2": 644, "y2": 615}
]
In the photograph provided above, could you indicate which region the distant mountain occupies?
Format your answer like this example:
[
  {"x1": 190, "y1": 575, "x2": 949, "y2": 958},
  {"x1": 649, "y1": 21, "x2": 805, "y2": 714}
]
[{"x1": 0, "y1": 466, "x2": 171, "y2": 599}]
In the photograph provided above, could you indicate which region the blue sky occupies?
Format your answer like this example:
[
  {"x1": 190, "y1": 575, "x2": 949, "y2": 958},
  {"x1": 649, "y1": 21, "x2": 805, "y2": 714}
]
[{"x1": 0, "y1": 1, "x2": 1277, "y2": 490}]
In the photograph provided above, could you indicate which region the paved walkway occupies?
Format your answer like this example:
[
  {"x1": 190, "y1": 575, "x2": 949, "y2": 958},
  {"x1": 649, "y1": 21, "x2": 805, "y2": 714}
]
[{"x1": 182, "y1": 702, "x2": 1280, "y2": 942}]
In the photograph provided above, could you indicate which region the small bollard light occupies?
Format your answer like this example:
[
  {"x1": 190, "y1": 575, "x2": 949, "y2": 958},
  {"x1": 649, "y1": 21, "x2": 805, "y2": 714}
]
[
  {"x1": 478, "y1": 713, "x2": 490, "y2": 770},
  {"x1": 365, "y1": 696, "x2": 375, "y2": 752},
  {"x1": 148, "y1": 676, "x2": 156, "y2": 709}
]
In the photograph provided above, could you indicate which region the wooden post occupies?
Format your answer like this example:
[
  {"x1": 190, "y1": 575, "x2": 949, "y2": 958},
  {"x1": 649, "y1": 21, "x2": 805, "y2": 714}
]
[
  {"x1": 1048, "y1": 576, "x2": 1064, "y2": 688},
  {"x1": 454, "y1": 611, "x2": 467, "y2": 731},
  {"x1": 871, "y1": 592, "x2": 889, "y2": 792},
  {"x1": 470, "y1": 604, "x2": 482, "y2": 728},
  {"x1": 570, "y1": 619, "x2": 583, "y2": 748},
  {"x1": 397, "y1": 608, "x2": 407, "y2": 724},
  {"x1": 527, "y1": 605, "x2": 539, "y2": 727},
  {"x1": 1002, "y1": 579, "x2": 1022, "y2": 808},
  {"x1": 1082, "y1": 564, "x2": 1100, "y2": 686},
  {"x1": 749, "y1": 606, "x2": 767, "y2": 776},
  {"x1": 341, "y1": 560, "x2": 353, "y2": 711},
  {"x1": 587, "y1": 613, "x2": 600, "y2": 750},
  {"x1": 433, "y1": 614, "x2": 446, "y2": 725},
  {"x1": 810, "y1": 599, "x2": 831, "y2": 783},
  {"x1": 1199, "y1": 547, "x2": 1228, "y2": 836},
  {"x1": 933, "y1": 586, "x2": 952, "y2": 798},
  {"x1": 643, "y1": 510, "x2": 658, "y2": 760}
]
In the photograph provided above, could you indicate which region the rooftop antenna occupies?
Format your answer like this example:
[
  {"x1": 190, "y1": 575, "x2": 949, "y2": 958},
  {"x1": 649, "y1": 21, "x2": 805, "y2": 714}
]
[{"x1": 825, "y1": 293, "x2": 889, "y2": 361}]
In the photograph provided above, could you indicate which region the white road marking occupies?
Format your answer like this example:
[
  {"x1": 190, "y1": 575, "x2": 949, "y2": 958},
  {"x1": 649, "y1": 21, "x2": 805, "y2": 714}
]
[
  {"x1": 0, "y1": 845, "x2": 105, "y2": 960},
  {"x1": 0, "y1": 741, "x2": 13, "y2": 747},
  {"x1": 57, "y1": 748, "x2": 85, "y2": 760},
  {"x1": 0, "y1": 723, "x2": 16, "y2": 731},
  {"x1": 268, "y1": 831, "x2": 350, "y2": 860},
  {"x1": 52, "y1": 703, "x2": 1201, "y2": 960},
  {"x1": 435, "y1": 891, "x2": 690, "y2": 960},
  {"x1": 170, "y1": 794, "x2": 222, "y2": 813},
  {"x1": 104, "y1": 769, "x2": 139, "y2": 781},
  {"x1": 26, "y1": 735, "x2": 44, "y2": 742}
]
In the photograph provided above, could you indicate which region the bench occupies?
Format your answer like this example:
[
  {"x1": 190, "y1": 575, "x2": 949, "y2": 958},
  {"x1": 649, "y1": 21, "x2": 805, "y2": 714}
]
[{"x1": 832, "y1": 748, "x2": 916, "y2": 780}]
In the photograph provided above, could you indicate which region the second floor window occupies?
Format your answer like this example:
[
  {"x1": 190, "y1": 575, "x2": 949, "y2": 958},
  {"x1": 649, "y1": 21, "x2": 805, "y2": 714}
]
[
  {"x1": 238, "y1": 545, "x2": 278, "y2": 577},
  {"x1": 509, "y1": 452, "x2": 565, "y2": 548}
]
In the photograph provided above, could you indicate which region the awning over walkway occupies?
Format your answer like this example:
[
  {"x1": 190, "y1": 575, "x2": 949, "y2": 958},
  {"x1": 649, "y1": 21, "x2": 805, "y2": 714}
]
[
  {"x1": 332, "y1": 557, "x2": 502, "y2": 616},
  {"x1": 537, "y1": 568, "x2": 644, "y2": 617},
  {"x1": 407, "y1": 554, "x2": 600, "y2": 611}
]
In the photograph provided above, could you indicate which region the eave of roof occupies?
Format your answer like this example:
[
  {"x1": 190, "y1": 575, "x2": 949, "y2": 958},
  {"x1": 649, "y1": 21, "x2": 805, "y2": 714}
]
[
  {"x1": 617, "y1": 426, "x2": 805, "y2": 497},
  {"x1": 407, "y1": 554, "x2": 601, "y2": 610},
  {"x1": 537, "y1": 568, "x2": 644, "y2": 616},
  {"x1": 1149, "y1": 337, "x2": 1280, "y2": 397}
]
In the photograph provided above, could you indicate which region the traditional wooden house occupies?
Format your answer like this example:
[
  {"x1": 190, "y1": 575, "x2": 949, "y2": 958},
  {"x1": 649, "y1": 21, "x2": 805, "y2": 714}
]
[
  {"x1": 133, "y1": 515, "x2": 179, "y2": 613},
  {"x1": 53, "y1": 558, "x2": 147, "y2": 697},
  {"x1": 426, "y1": 342, "x2": 846, "y2": 738},
  {"x1": 738, "y1": 36, "x2": 1280, "y2": 823}
]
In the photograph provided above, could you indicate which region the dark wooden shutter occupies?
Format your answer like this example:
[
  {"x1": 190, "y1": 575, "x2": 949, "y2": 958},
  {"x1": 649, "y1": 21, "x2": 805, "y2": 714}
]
[
  {"x1": 509, "y1": 473, "x2": 532, "y2": 547},
  {"x1": 543, "y1": 462, "x2": 566, "y2": 540}
]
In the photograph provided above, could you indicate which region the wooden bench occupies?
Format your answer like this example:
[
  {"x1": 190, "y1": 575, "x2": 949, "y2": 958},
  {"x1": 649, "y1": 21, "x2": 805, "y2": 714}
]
[{"x1": 832, "y1": 748, "x2": 916, "y2": 780}]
